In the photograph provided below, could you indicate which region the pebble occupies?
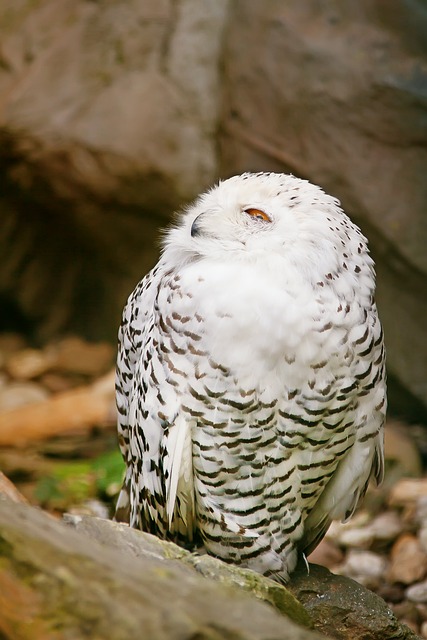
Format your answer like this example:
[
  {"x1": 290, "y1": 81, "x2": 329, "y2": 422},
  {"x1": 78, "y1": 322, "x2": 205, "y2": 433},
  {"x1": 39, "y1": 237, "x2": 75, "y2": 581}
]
[
  {"x1": 0, "y1": 382, "x2": 49, "y2": 411},
  {"x1": 417, "y1": 603, "x2": 427, "y2": 621},
  {"x1": 367, "y1": 511, "x2": 404, "y2": 545},
  {"x1": 377, "y1": 582, "x2": 405, "y2": 603},
  {"x1": 333, "y1": 550, "x2": 388, "y2": 589},
  {"x1": 419, "y1": 529, "x2": 427, "y2": 556},
  {"x1": 326, "y1": 511, "x2": 371, "y2": 544},
  {"x1": 336, "y1": 525, "x2": 374, "y2": 548},
  {"x1": 39, "y1": 372, "x2": 77, "y2": 393},
  {"x1": 389, "y1": 478, "x2": 427, "y2": 508},
  {"x1": 326, "y1": 510, "x2": 403, "y2": 550},
  {"x1": 388, "y1": 534, "x2": 427, "y2": 585},
  {"x1": 392, "y1": 600, "x2": 421, "y2": 626},
  {"x1": 407, "y1": 580, "x2": 427, "y2": 603},
  {"x1": 417, "y1": 497, "x2": 427, "y2": 527},
  {"x1": 67, "y1": 499, "x2": 110, "y2": 520},
  {"x1": 52, "y1": 337, "x2": 114, "y2": 376},
  {"x1": 5, "y1": 348, "x2": 55, "y2": 380}
]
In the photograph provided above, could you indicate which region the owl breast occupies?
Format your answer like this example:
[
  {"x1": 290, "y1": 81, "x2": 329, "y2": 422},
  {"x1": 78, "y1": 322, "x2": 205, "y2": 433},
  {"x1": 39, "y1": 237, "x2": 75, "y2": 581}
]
[{"x1": 161, "y1": 255, "x2": 357, "y2": 382}]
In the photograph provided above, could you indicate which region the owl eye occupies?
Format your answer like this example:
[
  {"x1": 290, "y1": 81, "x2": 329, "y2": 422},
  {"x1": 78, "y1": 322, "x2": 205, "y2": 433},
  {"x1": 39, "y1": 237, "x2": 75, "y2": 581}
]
[{"x1": 244, "y1": 208, "x2": 271, "y2": 223}]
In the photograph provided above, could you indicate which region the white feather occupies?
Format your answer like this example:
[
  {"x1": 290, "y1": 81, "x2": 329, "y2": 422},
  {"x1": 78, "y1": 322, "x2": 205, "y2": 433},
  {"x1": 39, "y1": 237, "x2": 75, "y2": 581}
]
[{"x1": 165, "y1": 415, "x2": 194, "y2": 528}]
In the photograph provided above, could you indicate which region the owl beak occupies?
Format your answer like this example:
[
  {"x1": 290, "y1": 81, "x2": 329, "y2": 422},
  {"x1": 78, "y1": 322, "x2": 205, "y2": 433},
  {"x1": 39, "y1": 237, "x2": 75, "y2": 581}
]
[{"x1": 191, "y1": 213, "x2": 204, "y2": 238}]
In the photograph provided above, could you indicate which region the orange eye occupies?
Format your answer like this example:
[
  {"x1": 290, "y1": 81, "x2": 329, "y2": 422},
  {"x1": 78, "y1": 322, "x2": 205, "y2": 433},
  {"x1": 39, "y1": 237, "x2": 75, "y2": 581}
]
[{"x1": 244, "y1": 208, "x2": 271, "y2": 222}]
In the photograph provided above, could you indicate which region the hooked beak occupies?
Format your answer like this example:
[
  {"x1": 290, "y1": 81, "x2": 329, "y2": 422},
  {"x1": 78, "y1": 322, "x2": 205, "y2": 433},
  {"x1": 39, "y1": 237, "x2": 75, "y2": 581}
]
[{"x1": 190, "y1": 213, "x2": 204, "y2": 238}]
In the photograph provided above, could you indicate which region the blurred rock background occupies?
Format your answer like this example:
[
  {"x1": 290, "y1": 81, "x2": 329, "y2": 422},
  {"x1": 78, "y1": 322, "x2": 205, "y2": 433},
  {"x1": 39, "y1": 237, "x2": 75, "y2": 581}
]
[
  {"x1": 0, "y1": 0, "x2": 426, "y2": 420},
  {"x1": 0, "y1": 1, "x2": 427, "y2": 635}
]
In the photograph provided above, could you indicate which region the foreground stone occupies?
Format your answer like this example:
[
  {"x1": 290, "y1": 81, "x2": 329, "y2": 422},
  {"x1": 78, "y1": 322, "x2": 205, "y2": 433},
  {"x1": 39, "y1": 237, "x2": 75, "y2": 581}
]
[
  {"x1": 65, "y1": 512, "x2": 311, "y2": 629},
  {"x1": 289, "y1": 563, "x2": 419, "y2": 640},
  {"x1": 0, "y1": 496, "x2": 418, "y2": 639},
  {"x1": 66, "y1": 513, "x2": 417, "y2": 639},
  {"x1": 0, "y1": 496, "x2": 322, "y2": 640}
]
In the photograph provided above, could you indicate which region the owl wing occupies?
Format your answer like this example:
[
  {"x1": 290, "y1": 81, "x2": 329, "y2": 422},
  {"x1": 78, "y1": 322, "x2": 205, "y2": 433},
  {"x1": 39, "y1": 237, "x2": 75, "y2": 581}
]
[
  {"x1": 301, "y1": 320, "x2": 386, "y2": 556},
  {"x1": 115, "y1": 267, "x2": 195, "y2": 540},
  {"x1": 301, "y1": 430, "x2": 384, "y2": 556},
  {"x1": 114, "y1": 268, "x2": 161, "y2": 523}
]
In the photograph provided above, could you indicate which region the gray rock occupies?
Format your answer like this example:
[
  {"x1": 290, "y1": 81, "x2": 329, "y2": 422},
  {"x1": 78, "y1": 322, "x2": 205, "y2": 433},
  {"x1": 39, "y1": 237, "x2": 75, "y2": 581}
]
[
  {"x1": 0, "y1": 496, "x2": 322, "y2": 640},
  {"x1": 0, "y1": 0, "x2": 229, "y2": 341},
  {"x1": 65, "y1": 512, "x2": 312, "y2": 629},
  {"x1": 66, "y1": 514, "x2": 417, "y2": 640},
  {"x1": 0, "y1": 381, "x2": 49, "y2": 411},
  {"x1": 407, "y1": 580, "x2": 427, "y2": 604},
  {"x1": 0, "y1": 495, "x2": 418, "y2": 640},
  {"x1": 288, "y1": 562, "x2": 419, "y2": 640},
  {"x1": 334, "y1": 549, "x2": 389, "y2": 590}
]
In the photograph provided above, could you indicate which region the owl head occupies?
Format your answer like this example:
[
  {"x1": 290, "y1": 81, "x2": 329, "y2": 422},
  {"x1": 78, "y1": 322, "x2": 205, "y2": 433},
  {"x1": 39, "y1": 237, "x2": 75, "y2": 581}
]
[{"x1": 162, "y1": 172, "x2": 371, "y2": 283}]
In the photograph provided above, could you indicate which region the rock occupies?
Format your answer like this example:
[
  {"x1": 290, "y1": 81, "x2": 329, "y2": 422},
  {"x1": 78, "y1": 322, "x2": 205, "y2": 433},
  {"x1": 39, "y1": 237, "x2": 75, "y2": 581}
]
[
  {"x1": 407, "y1": 580, "x2": 427, "y2": 604},
  {"x1": 0, "y1": 374, "x2": 114, "y2": 446},
  {"x1": 0, "y1": 471, "x2": 28, "y2": 504},
  {"x1": 419, "y1": 529, "x2": 427, "y2": 555},
  {"x1": 0, "y1": 496, "x2": 323, "y2": 640},
  {"x1": 326, "y1": 510, "x2": 403, "y2": 551},
  {"x1": 421, "y1": 620, "x2": 427, "y2": 638},
  {"x1": 388, "y1": 535, "x2": 427, "y2": 585},
  {"x1": 389, "y1": 479, "x2": 427, "y2": 508},
  {"x1": 403, "y1": 620, "x2": 422, "y2": 636},
  {"x1": 0, "y1": 381, "x2": 49, "y2": 411},
  {"x1": 65, "y1": 513, "x2": 312, "y2": 629},
  {"x1": 368, "y1": 512, "x2": 405, "y2": 548},
  {"x1": 334, "y1": 549, "x2": 389, "y2": 590},
  {"x1": 334, "y1": 523, "x2": 376, "y2": 549},
  {"x1": 38, "y1": 372, "x2": 77, "y2": 393},
  {"x1": 67, "y1": 515, "x2": 418, "y2": 639},
  {"x1": 0, "y1": 492, "x2": 421, "y2": 640},
  {"x1": 5, "y1": 347, "x2": 55, "y2": 380},
  {"x1": 417, "y1": 498, "x2": 427, "y2": 524},
  {"x1": 0, "y1": 0, "x2": 229, "y2": 341},
  {"x1": 51, "y1": 336, "x2": 114, "y2": 376},
  {"x1": 289, "y1": 562, "x2": 419, "y2": 640}
]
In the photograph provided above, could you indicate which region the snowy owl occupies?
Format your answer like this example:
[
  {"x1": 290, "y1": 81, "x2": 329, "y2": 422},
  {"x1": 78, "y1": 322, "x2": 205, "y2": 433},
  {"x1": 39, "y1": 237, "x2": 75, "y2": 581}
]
[{"x1": 115, "y1": 172, "x2": 386, "y2": 581}]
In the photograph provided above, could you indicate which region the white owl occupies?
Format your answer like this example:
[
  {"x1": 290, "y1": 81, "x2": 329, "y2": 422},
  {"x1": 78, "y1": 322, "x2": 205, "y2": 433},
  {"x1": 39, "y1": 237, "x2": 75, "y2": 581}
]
[{"x1": 115, "y1": 172, "x2": 386, "y2": 581}]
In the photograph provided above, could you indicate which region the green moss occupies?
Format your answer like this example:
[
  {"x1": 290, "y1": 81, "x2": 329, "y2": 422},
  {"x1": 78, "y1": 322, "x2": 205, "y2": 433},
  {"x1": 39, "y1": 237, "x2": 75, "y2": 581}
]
[
  {"x1": 0, "y1": 534, "x2": 14, "y2": 559},
  {"x1": 33, "y1": 449, "x2": 125, "y2": 511},
  {"x1": 185, "y1": 554, "x2": 313, "y2": 629}
]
